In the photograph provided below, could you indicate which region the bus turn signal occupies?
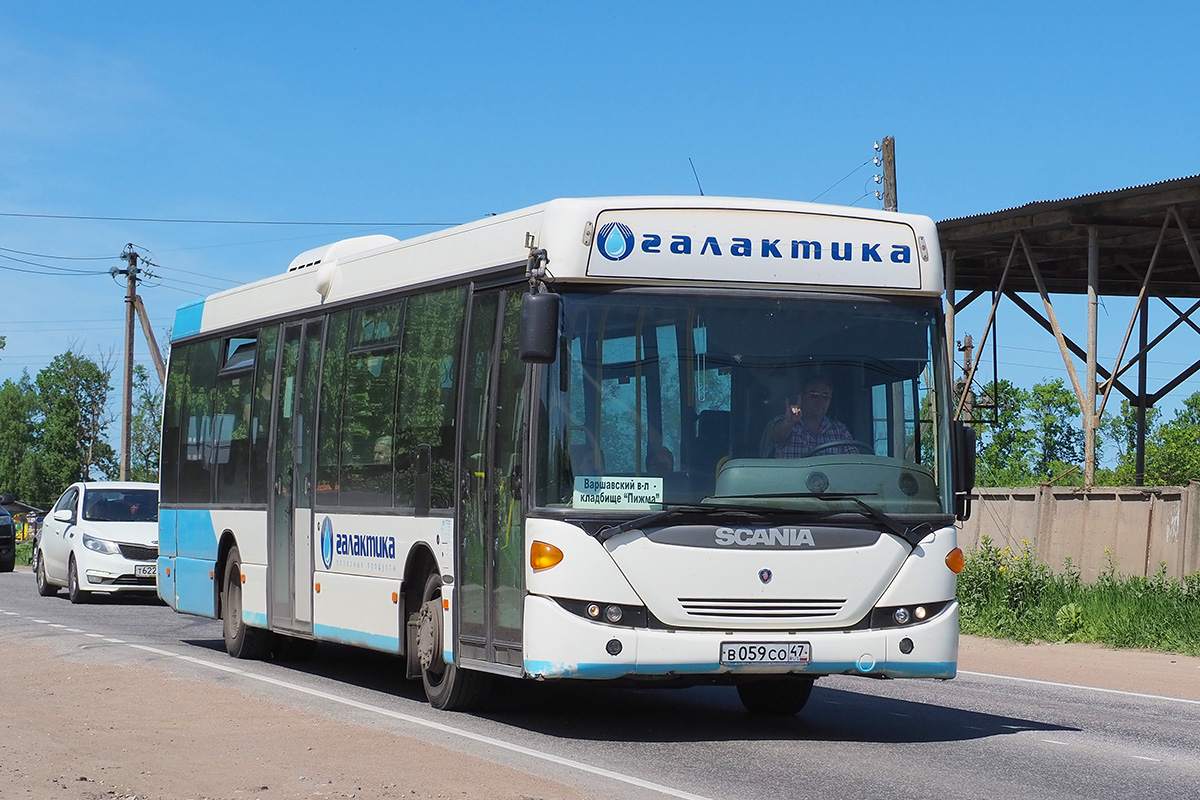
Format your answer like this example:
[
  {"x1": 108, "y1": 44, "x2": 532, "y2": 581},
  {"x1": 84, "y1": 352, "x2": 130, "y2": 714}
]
[
  {"x1": 530, "y1": 541, "x2": 564, "y2": 571},
  {"x1": 945, "y1": 548, "x2": 965, "y2": 574}
]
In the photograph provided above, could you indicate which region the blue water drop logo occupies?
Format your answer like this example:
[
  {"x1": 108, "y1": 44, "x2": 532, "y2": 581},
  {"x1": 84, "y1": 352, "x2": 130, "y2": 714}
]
[
  {"x1": 596, "y1": 222, "x2": 635, "y2": 261},
  {"x1": 321, "y1": 516, "x2": 334, "y2": 570}
]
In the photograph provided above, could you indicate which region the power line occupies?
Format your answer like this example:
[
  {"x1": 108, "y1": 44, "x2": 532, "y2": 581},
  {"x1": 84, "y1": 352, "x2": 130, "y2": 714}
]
[
  {"x1": 0, "y1": 246, "x2": 114, "y2": 261},
  {"x1": 0, "y1": 252, "x2": 110, "y2": 275},
  {"x1": 0, "y1": 211, "x2": 460, "y2": 227}
]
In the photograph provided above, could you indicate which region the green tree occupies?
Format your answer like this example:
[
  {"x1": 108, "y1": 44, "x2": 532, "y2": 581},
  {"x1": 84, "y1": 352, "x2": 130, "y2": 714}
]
[
  {"x1": 1028, "y1": 378, "x2": 1085, "y2": 482},
  {"x1": 23, "y1": 351, "x2": 116, "y2": 507},
  {"x1": 0, "y1": 375, "x2": 35, "y2": 498},
  {"x1": 1096, "y1": 399, "x2": 1159, "y2": 485},
  {"x1": 128, "y1": 364, "x2": 163, "y2": 482},
  {"x1": 974, "y1": 379, "x2": 1034, "y2": 486},
  {"x1": 1144, "y1": 392, "x2": 1200, "y2": 484}
]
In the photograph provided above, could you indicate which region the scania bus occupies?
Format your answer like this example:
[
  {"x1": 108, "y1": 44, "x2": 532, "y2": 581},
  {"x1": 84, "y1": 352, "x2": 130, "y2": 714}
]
[{"x1": 157, "y1": 196, "x2": 975, "y2": 714}]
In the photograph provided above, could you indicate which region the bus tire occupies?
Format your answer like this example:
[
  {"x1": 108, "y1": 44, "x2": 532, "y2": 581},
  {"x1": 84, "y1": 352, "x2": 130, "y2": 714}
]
[
  {"x1": 736, "y1": 677, "x2": 815, "y2": 715},
  {"x1": 414, "y1": 572, "x2": 491, "y2": 711},
  {"x1": 222, "y1": 546, "x2": 271, "y2": 659},
  {"x1": 35, "y1": 550, "x2": 58, "y2": 596}
]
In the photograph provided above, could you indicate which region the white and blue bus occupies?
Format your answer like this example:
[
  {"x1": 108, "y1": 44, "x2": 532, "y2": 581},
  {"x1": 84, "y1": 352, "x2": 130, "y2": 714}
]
[{"x1": 157, "y1": 197, "x2": 975, "y2": 714}]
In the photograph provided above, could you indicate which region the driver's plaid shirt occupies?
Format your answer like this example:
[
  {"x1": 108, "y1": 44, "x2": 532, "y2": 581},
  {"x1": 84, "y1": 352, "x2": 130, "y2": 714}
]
[{"x1": 765, "y1": 415, "x2": 856, "y2": 458}]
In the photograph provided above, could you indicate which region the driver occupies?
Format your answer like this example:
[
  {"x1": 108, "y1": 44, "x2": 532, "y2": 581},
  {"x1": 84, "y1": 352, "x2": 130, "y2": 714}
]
[{"x1": 762, "y1": 375, "x2": 857, "y2": 458}]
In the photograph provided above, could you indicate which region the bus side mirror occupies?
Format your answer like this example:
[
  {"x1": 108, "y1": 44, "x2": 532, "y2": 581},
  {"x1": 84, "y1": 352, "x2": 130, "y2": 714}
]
[
  {"x1": 519, "y1": 292, "x2": 560, "y2": 363},
  {"x1": 952, "y1": 421, "x2": 976, "y2": 521}
]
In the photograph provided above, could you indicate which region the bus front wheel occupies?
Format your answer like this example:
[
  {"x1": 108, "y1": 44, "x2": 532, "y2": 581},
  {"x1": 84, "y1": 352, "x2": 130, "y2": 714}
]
[
  {"x1": 413, "y1": 572, "x2": 491, "y2": 711},
  {"x1": 736, "y1": 677, "x2": 816, "y2": 715},
  {"x1": 222, "y1": 546, "x2": 271, "y2": 659}
]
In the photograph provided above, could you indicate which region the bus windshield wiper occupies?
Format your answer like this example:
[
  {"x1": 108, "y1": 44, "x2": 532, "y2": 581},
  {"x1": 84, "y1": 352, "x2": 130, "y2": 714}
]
[
  {"x1": 594, "y1": 503, "x2": 782, "y2": 543},
  {"x1": 710, "y1": 492, "x2": 933, "y2": 549}
]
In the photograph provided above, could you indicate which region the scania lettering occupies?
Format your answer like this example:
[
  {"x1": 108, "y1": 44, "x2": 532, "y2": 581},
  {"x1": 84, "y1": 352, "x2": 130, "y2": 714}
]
[
  {"x1": 715, "y1": 527, "x2": 817, "y2": 547},
  {"x1": 157, "y1": 196, "x2": 974, "y2": 716}
]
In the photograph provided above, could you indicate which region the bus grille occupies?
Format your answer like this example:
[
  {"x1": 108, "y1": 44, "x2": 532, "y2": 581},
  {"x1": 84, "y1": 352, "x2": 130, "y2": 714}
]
[
  {"x1": 118, "y1": 543, "x2": 158, "y2": 561},
  {"x1": 678, "y1": 597, "x2": 846, "y2": 619}
]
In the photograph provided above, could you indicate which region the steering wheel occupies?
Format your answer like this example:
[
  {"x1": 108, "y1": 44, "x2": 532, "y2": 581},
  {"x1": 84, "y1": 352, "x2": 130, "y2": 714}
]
[{"x1": 805, "y1": 439, "x2": 875, "y2": 456}]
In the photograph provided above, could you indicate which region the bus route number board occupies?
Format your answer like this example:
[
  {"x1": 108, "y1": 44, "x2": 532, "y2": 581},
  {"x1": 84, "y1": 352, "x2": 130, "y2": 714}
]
[{"x1": 720, "y1": 641, "x2": 811, "y2": 666}]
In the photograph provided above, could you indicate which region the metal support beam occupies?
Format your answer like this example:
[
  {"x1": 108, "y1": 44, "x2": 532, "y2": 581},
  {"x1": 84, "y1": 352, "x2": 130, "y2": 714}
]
[
  {"x1": 1001, "y1": 291, "x2": 1135, "y2": 400},
  {"x1": 1085, "y1": 225, "x2": 1099, "y2": 488},
  {"x1": 1136, "y1": 298, "x2": 1149, "y2": 486},
  {"x1": 1020, "y1": 231, "x2": 1088, "y2": 412}
]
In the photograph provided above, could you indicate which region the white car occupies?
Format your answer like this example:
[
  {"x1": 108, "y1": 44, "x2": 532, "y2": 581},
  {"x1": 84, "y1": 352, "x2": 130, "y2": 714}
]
[{"x1": 35, "y1": 481, "x2": 159, "y2": 603}]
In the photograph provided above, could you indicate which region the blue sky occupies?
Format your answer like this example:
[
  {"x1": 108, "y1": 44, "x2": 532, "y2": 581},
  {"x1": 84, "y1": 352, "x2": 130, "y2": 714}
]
[{"x1": 3, "y1": 1, "x2": 1199, "y2": 453}]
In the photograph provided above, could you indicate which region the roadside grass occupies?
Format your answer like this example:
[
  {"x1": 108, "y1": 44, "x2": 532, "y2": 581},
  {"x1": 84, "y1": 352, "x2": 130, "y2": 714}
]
[
  {"x1": 957, "y1": 535, "x2": 1200, "y2": 656},
  {"x1": 14, "y1": 540, "x2": 33, "y2": 567}
]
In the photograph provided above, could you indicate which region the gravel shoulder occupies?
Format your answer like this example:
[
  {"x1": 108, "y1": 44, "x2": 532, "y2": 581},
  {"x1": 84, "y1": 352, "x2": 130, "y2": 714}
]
[{"x1": 3, "y1": 560, "x2": 1199, "y2": 800}]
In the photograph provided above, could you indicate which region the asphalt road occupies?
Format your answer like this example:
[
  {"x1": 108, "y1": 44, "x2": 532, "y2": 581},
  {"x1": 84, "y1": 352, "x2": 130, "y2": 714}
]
[{"x1": 2, "y1": 567, "x2": 1198, "y2": 800}]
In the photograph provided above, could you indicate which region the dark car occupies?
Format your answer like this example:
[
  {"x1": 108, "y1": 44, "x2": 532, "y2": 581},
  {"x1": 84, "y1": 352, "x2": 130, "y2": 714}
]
[{"x1": 0, "y1": 494, "x2": 15, "y2": 572}]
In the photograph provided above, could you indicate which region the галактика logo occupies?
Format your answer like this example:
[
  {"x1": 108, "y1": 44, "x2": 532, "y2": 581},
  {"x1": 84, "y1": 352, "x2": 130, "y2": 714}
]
[{"x1": 596, "y1": 222, "x2": 635, "y2": 261}]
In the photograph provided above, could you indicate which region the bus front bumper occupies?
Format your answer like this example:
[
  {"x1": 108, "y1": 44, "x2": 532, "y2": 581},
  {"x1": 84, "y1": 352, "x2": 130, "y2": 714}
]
[{"x1": 520, "y1": 594, "x2": 958, "y2": 681}]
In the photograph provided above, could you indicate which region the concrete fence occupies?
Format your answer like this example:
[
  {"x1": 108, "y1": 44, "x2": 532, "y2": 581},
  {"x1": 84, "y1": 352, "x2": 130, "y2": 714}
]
[{"x1": 958, "y1": 481, "x2": 1200, "y2": 582}]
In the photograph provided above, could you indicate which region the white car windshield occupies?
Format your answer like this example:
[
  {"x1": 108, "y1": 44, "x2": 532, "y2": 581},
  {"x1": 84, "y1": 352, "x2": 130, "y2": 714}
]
[{"x1": 82, "y1": 490, "x2": 159, "y2": 522}]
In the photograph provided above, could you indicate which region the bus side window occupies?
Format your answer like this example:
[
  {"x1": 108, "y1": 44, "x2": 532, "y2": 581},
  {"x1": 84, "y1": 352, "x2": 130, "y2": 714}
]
[
  {"x1": 395, "y1": 286, "x2": 466, "y2": 510},
  {"x1": 179, "y1": 339, "x2": 221, "y2": 504}
]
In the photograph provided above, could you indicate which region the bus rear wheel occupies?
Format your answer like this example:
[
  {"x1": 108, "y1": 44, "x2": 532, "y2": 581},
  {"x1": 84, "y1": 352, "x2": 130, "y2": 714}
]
[
  {"x1": 736, "y1": 677, "x2": 816, "y2": 715},
  {"x1": 222, "y1": 546, "x2": 271, "y2": 659},
  {"x1": 413, "y1": 572, "x2": 491, "y2": 711}
]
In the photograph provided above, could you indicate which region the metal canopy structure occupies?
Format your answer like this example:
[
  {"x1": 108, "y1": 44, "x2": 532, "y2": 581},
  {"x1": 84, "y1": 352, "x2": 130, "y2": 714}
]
[{"x1": 937, "y1": 175, "x2": 1200, "y2": 487}]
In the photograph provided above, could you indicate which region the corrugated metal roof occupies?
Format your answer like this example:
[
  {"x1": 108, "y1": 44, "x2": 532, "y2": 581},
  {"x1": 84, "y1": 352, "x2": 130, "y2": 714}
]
[{"x1": 939, "y1": 173, "x2": 1200, "y2": 225}]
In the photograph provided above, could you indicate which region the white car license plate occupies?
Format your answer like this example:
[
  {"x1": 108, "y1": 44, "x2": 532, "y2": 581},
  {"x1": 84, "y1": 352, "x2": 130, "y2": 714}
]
[
  {"x1": 720, "y1": 641, "x2": 810, "y2": 666},
  {"x1": 134, "y1": 563, "x2": 157, "y2": 577}
]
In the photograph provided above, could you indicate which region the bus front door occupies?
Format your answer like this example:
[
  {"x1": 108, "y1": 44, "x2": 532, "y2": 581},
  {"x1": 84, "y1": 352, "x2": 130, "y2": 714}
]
[
  {"x1": 457, "y1": 288, "x2": 525, "y2": 672},
  {"x1": 268, "y1": 318, "x2": 323, "y2": 635}
]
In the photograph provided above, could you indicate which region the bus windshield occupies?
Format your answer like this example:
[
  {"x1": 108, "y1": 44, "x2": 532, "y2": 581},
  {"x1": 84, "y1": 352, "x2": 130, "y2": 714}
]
[{"x1": 535, "y1": 290, "x2": 951, "y2": 516}]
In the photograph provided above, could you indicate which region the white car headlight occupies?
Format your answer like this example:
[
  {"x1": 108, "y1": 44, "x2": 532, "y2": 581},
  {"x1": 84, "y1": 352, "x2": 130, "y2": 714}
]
[{"x1": 82, "y1": 533, "x2": 121, "y2": 555}]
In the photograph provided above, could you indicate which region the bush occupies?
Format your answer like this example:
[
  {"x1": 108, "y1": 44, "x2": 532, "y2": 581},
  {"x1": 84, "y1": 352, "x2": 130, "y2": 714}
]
[{"x1": 957, "y1": 536, "x2": 1200, "y2": 656}]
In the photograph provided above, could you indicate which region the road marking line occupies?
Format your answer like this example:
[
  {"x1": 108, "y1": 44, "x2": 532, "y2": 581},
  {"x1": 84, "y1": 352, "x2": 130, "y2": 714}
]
[
  {"x1": 959, "y1": 670, "x2": 1200, "y2": 705},
  {"x1": 102, "y1": 638, "x2": 126, "y2": 643},
  {"x1": 1132, "y1": 756, "x2": 1161, "y2": 762},
  {"x1": 127, "y1": 644, "x2": 717, "y2": 800},
  {"x1": 1042, "y1": 739, "x2": 1069, "y2": 745}
]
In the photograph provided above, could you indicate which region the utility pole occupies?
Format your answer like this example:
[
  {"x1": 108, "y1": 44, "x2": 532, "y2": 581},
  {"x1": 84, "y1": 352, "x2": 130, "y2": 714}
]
[
  {"x1": 881, "y1": 135, "x2": 897, "y2": 212},
  {"x1": 116, "y1": 246, "x2": 140, "y2": 481},
  {"x1": 112, "y1": 245, "x2": 167, "y2": 481}
]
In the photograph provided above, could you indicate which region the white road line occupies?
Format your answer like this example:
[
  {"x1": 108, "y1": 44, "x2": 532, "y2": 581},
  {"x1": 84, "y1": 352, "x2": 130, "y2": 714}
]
[
  {"x1": 1132, "y1": 756, "x2": 1162, "y2": 762},
  {"x1": 1042, "y1": 739, "x2": 1069, "y2": 745},
  {"x1": 122, "y1": 642, "x2": 718, "y2": 800},
  {"x1": 959, "y1": 670, "x2": 1200, "y2": 705}
]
